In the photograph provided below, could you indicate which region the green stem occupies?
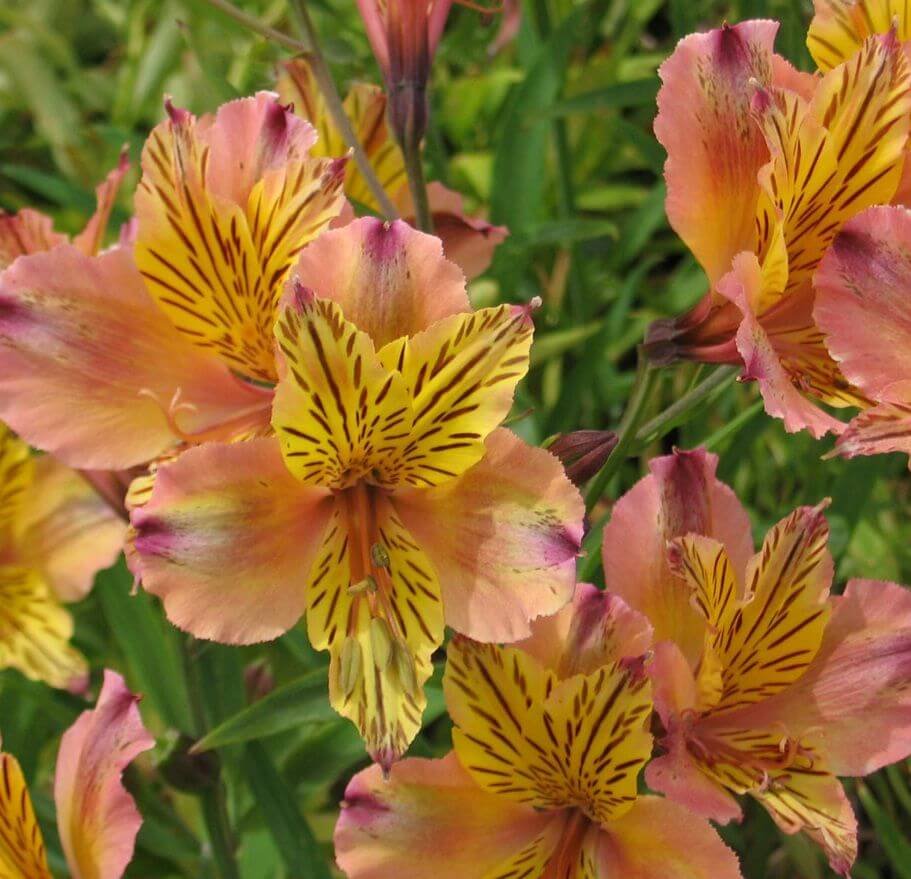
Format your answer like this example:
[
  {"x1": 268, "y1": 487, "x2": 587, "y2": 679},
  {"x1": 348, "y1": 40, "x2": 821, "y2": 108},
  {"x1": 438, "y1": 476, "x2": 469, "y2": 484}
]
[
  {"x1": 287, "y1": 0, "x2": 399, "y2": 220},
  {"x1": 402, "y1": 131, "x2": 433, "y2": 232},
  {"x1": 584, "y1": 353, "x2": 659, "y2": 514},
  {"x1": 204, "y1": 0, "x2": 308, "y2": 53},
  {"x1": 179, "y1": 637, "x2": 241, "y2": 879},
  {"x1": 633, "y1": 366, "x2": 738, "y2": 446}
]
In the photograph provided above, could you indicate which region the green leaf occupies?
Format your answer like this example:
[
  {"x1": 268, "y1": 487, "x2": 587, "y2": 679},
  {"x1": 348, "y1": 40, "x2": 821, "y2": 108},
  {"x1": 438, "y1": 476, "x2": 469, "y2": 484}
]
[
  {"x1": 858, "y1": 782, "x2": 911, "y2": 879},
  {"x1": 193, "y1": 668, "x2": 333, "y2": 752},
  {"x1": 548, "y1": 77, "x2": 659, "y2": 115},
  {"x1": 489, "y1": 8, "x2": 582, "y2": 234},
  {"x1": 242, "y1": 742, "x2": 332, "y2": 879},
  {"x1": 95, "y1": 558, "x2": 193, "y2": 733}
]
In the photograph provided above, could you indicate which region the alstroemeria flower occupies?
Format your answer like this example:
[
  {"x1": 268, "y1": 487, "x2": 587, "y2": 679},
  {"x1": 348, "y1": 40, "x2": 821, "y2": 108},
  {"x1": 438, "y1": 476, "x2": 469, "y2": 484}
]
[
  {"x1": 131, "y1": 217, "x2": 583, "y2": 768},
  {"x1": 335, "y1": 585, "x2": 743, "y2": 879},
  {"x1": 602, "y1": 448, "x2": 911, "y2": 875},
  {"x1": 0, "y1": 92, "x2": 345, "y2": 472},
  {"x1": 814, "y1": 205, "x2": 911, "y2": 462},
  {"x1": 0, "y1": 425, "x2": 124, "y2": 690},
  {"x1": 357, "y1": 0, "x2": 453, "y2": 147},
  {"x1": 0, "y1": 670, "x2": 154, "y2": 879},
  {"x1": 646, "y1": 20, "x2": 911, "y2": 438},
  {"x1": 276, "y1": 58, "x2": 507, "y2": 278}
]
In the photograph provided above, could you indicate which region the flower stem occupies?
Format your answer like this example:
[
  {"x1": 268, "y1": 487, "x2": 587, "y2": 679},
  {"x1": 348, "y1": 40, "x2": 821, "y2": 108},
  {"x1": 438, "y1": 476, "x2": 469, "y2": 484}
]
[
  {"x1": 287, "y1": 0, "x2": 399, "y2": 220},
  {"x1": 179, "y1": 636, "x2": 241, "y2": 879},
  {"x1": 633, "y1": 365, "x2": 738, "y2": 446},
  {"x1": 402, "y1": 130, "x2": 433, "y2": 232},
  {"x1": 204, "y1": 0, "x2": 308, "y2": 53},
  {"x1": 584, "y1": 352, "x2": 659, "y2": 514}
]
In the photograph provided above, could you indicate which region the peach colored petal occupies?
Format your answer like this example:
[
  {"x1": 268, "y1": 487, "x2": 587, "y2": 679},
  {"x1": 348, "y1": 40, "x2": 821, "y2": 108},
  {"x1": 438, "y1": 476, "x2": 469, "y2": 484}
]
[
  {"x1": 334, "y1": 753, "x2": 561, "y2": 879},
  {"x1": 196, "y1": 91, "x2": 317, "y2": 206},
  {"x1": 394, "y1": 428, "x2": 582, "y2": 642},
  {"x1": 0, "y1": 208, "x2": 66, "y2": 268},
  {"x1": 519, "y1": 583, "x2": 653, "y2": 678},
  {"x1": 815, "y1": 205, "x2": 911, "y2": 399},
  {"x1": 73, "y1": 151, "x2": 130, "y2": 257},
  {"x1": 54, "y1": 669, "x2": 154, "y2": 879},
  {"x1": 722, "y1": 579, "x2": 911, "y2": 777},
  {"x1": 15, "y1": 456, "x2": 126, "y2": 602},
  {"x1": 395, "y1": 183, "x2": 508, "y2": 280},
  {"x1": 132, "y1": 439, "x2": 333, "y2": 644},
  {"x1": 655, "y1": 20, "x2": 777, "y2": 285},
  {"x1": 835, "y1": 388, "x2": 911, "y2": 460},
  {"x1": 718, "y1": 252, "x2": 844, "y2": 438},
  {"x1": 594, "y1": 796, "x2": 743, "y2": 878},
  {"x1": 602, "y1": 447, "x2": 753, "y2": 667},
  {"x1": 0, "y1": 245, "x2": 269, "y2": 469},
  {"x1": 290, "y1": 217, "x2": 469, "y2": 348}
]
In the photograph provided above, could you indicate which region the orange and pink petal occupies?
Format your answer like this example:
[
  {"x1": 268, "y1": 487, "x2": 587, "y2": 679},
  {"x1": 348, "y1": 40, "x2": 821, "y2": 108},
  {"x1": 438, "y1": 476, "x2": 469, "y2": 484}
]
[
  {"x1": 394, "y1": 428, "x2": 583, "y2": 643},
  {"x1": 132, "y1": 439, "x2": 333, "y2": 644},
  {"x1": 54, "y1": 670, "x2": 154, "y2": 879},
  {"x1": 14, "y1": 455, "x2": 126, "y2": 602},
  {"x1": 601, "y1": 447, "x2": 753, "y2": 666},
  {"x1": 334, "y1": 752, "x2": 561, "y2": 879},
  {"x1": 0, "y1": 246, "x2": 269, "y2": 470},
  {"x1": 593, "y1": 796, "x2": 743, "y2": 879},
  {"x1": 290, "y1": 217, "x2": 469, "y2": 349}
]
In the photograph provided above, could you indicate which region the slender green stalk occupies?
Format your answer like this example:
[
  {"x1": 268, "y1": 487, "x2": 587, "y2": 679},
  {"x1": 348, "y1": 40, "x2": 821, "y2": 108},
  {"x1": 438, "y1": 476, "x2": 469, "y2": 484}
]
[
  {"x1": 287, "y1": 0, "x2": 400, "y2": 220},
  {"x1": 402, "y1": 131, "x2": 433, "y2": 232},
  {"x1": 204, "y1": 0, "x2": 309, "y2": 53},
  {"x1": 584, "y1": 354, "x2": 659, "y2": 513},
  {"x1": 633, "y1": 365, "x2": 738, "y2": 446},
  {"x1": 179, "y1": 637, "x2": 241, "y2": 879}
]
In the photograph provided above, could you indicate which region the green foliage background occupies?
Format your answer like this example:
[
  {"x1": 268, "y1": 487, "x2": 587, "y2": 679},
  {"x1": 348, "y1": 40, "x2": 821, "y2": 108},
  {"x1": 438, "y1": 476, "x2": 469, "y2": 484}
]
[{"x1": 1, "y1": 0, "x2": 910, "y2": 876}]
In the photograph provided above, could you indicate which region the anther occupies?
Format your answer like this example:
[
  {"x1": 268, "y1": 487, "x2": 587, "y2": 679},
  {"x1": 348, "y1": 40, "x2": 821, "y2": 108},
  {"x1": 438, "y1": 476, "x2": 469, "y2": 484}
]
[
  {"x1": 371, "y1": 543, "x2": 391, "y2": 569},
  {"x1": 347, "y1": 575, "x2": 378, "y2": 596}
]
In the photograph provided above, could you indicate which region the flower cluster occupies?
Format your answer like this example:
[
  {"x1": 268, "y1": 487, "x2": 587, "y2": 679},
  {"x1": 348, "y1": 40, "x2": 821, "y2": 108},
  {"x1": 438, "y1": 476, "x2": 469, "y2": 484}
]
[{"x1": 0, "y1": 1, "x2": 909, "y2": 877}]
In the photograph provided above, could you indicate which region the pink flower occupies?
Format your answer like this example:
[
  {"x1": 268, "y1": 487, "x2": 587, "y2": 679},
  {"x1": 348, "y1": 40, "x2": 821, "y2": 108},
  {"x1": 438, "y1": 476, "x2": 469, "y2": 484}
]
[
  {"x1": 357, "y1": 0, "x2": 454, "y2": 145},
  {"x1": 602, "y1": 447, "x2": 911, "y2": 875},
  {"x1": 0, "y1": 670, "x2": 154, "y2": 878},
  {"x1": 646, "y1": 19, "x2": 911, "y2": 437},
  {"x1": 0, "y1": 93, "x2": 345, "y2": 472},
  {"x1": 131, "y1": 217, "x2": 583, "y2": 768},
  {"x1": 335, "y1": 585, "x2": 743, "y2": 879}
]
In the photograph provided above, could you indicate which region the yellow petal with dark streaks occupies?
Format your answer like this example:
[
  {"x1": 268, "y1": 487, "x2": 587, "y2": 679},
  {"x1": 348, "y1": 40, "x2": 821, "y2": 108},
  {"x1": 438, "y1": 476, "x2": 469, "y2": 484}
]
[
  {"x1": 378, "y1": 303, "x2": 536, "y2": 488},
  {"x1": 0, "y1": 753, "x2": 51, "y2": 879},
  {"x1": 0, "y1": 566, "x2": 87, "y2": 690},
  {"x1": 307, "y1": 492, "x2": 443, "y2": 767},
  {"x1": 446, "y1": 638, "x2": 653, "y2": 826},
  {"x1": 753, "y1": 35, "x2": 911, "y2": 306},
  {"x1": 0, "y1": 426, "x2": 32, "y2": 543},
  {"x1": 277, "y1": 59, "x2": 407, "y2": 211},
  {"x1": 808, "y1": 0, "x2": 911, "y2": 72},
  {"x1": 273, "y1": 292, "x2": 412, "y2": 489},
  {"x1": 673, "y1": 506, "x2": 833, "y2": 715},
  {"x1": 135, "y1": 96, "x2": 345, "y2": 383}
]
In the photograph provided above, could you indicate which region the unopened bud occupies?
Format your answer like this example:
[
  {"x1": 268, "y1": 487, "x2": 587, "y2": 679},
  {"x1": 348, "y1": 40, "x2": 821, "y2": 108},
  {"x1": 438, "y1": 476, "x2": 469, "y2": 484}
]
[
  {"x1": 347, "y1": 575, "x2": 377, "y2": 596},
  {"x1": 338, "y1": 636, "x2": 363, "y2": 699},
  {"x1": 160, "y1": 733, "x2": 220, "y2": 793},
  {"x1": 370, "y1": 617, "x2": 394, "y2": 671},
  {"x1": 371, "y1": 543, "x2": 391, "y2": 569},
  {"x1": 546, "y1": 430, "x2": 619, "y2": 487}
]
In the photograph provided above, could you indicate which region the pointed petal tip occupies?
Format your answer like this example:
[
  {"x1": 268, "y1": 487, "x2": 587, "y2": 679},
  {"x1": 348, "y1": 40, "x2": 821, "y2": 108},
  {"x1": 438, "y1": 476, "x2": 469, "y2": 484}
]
[{"x1": 163, "y1": 95, "x2": 191, "y2": 126}]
